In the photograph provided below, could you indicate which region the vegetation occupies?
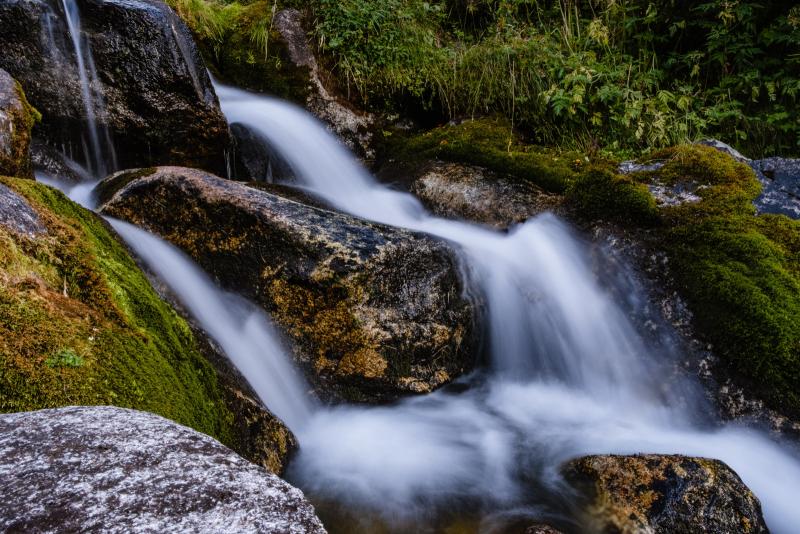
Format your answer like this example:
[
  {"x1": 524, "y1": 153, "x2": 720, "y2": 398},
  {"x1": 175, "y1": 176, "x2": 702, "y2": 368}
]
[
  {"x1": 569, "y1": 145, "x2": 800, "y2": 416},
  {"x1": 0, "y1": 178, "x2": 235, "y2": 442},
  {"x1": 168, "y1": 0, "x2": 800, "y2": 157}
]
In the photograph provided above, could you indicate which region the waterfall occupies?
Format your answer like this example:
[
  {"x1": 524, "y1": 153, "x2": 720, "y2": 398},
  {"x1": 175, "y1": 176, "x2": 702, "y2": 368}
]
[
  {"x1": 216, "y1": 83, "x2": 800, "y2": 532},
  {"x1": 108, "y1": 219, "x2": 314, "y2": 432},
  {"x1": 61, "y1": 0, "x2": 117, "y2": 177}
]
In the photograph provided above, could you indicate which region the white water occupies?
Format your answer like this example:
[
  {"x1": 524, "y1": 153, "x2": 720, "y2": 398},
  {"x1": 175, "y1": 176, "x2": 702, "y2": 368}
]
[
  {"x1": 61, "y1": 0, "x2": 117, "y2": 177},
  {"x1": 108, "y1": 219, "x2": 314, "y2": 432},
  {"x1": 217, "y1": 83, "x2": 800, "y2": 531}
]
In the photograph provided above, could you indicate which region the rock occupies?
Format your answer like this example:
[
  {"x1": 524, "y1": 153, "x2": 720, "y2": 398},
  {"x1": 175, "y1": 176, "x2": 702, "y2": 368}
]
[
  {"x1": 0, "y1": 0, "x2": 230, "y2": 175},
  {"x1": 697, "y1": 138, "x2": 751, "y2": 163},
  {"x1": 230, "y1": 123, "x2": 295, "y2": 183},
  {"x1": 563, "y1": 454, "x2": 768, "y2": 534},
  {"x1": 0, "y1": 406, "x2": 326, "y2": 533},
  {"x1": 274, "y1": 8, "x2": 375, "y2": 159},
  {"x1": 31, "y1": 140, "x2": 92, "y2": 183},
  {"x1": 99, "y1": 167, "x2": 477, "y2": 402},
  {"x1": 0, "y1": 176, "x2": 294, "y2": 473},
  {"x1": 0, "y1": 182, "x2": 46, "y2": 237},
  {"x1": 0, "y1": 68, "x2": 37, "y2": 178},
  {"x1": 409, "y1": 161, "x2": 563, "y2": 229},
  {"x1": 749, "y1": 157, "x2": 800, "y2": 219},
  {"x1": 523, "y1": 525, "x2": 564, "y2": 534}
]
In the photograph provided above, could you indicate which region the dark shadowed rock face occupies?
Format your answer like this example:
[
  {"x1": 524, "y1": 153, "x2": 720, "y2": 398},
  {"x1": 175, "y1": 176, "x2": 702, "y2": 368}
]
[
  {"x1": 563, "y1": 454, "x2": 768, "y2": 534},
  {"x1": 99, "y1": 167, "x2": 477, "y2": 402},
  {"x1": 0, "y1": 68, "x2": 36, "y2": 178},
  {"x1": 409, "y1": 161, "x2": 563, "y2": 229},
  {"x1": 0, "y1": 0, "x2": 230, "y2": 174},
  {"x1": 0, "y1": 406, "x2": 326, "y2": 534}
]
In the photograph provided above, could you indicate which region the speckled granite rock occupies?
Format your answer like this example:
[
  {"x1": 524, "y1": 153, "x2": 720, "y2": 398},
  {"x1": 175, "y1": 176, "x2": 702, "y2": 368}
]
[
  {"x1": 99, "y1": 167, "x2": 477, "y2": 403},
  {"x1": 410, "y1": 161, "x2": 562, "y2": 229},
  {"x1": 0, "y1": 182, "x2": 46, "y2": 236},
  {"x1": 0, "y1": 406, "x2": 326, "y2": 533},
  {"x1": 749, "y1": 157, "x2": 800, "y2": 219},
  {"x1": 563, "y1": 454, "x2": 768, "y2": 534}
]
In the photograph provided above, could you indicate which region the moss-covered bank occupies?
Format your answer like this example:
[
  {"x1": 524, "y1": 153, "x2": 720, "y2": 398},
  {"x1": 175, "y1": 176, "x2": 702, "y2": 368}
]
[{"x1": 0, "y1": 177, "x2": 234, "y2": 443}]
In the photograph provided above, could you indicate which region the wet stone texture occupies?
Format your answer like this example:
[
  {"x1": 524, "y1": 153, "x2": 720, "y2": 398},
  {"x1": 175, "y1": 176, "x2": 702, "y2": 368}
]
[
  {"x1": 99, "y1": 167, "x2": 478, "y2": 403},
  {"x1": 0, "y1": 182, "x2": 46, "y2": 237},
  {"x1": 563, "y1": 454, "x2": 768, "y2": 534},
  {"x1": 0, "y1": 406, "x2": 326, "y2": 534}
]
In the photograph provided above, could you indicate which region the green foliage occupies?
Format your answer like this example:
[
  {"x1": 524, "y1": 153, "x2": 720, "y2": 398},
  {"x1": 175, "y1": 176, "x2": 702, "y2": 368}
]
[
  {"x1": 387, "y1": 117, "x2": 582, "y2": 192},
  {"x1": 0, "y1": 178, "x2": 234, "y2": 443}
]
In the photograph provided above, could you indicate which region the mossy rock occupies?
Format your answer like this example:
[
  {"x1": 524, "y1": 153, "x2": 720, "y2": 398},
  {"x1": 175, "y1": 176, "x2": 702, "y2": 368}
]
[
  {"x1": 566, "y1": 167, "x2": 660, "y2": 226},
  {"x1": 0, "y1": 69, "x2": 38, "y2": 178},
  {"x1": 381, "y1": 117, "x2": 585, "y2": 194},
  {"x1": 99, "y1": 167, "x2": 478, "y2": 403},
  {"x1": 0, "y1": 177, "x2": 295, "y2": 473},
  {"x1": 563, "y1": 454, "x2": 767, "y2": 533}
]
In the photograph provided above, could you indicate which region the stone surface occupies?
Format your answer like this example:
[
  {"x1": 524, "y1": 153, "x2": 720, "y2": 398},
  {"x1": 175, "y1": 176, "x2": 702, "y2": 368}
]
[
  {"x1": 749, "y1": 157, "x2": 800, "y2": 219},
  {"x1": 563, "y1": 454, "x2": 768, "y2": 534},
  {"x1": 0, "y1": 182, "x2": 46, "y2": 237},
  {"x1": 410, "y1": 161, "x2": 562, "y2": 229},
  {"x1": 274, "y1": 8, "x2": 375, "y2": 159},
  {"x1": 99, "y1": 167, "x2": 477, "y2": 402},
  {"x1": 0, "y1": 0, "x2": 230, "y2": 174},
  {"x1": 0, "y1": 406, "x2": 326, "y2": 533},
  {"x1": 230, "y1": 123, "x2": 295, "y2": 183},
  {"x1": 0, "y1": 68, "x2": 35, "y2": 178}
]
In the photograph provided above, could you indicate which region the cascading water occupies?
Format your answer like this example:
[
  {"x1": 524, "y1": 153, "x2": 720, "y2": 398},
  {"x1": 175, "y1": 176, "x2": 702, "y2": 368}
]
[
  {"x1": 61, "y1": 0, "x2": 117, "y2": 177},
  {"x1": 216, "y1": 83, "x2": 800, "y2": 532}
]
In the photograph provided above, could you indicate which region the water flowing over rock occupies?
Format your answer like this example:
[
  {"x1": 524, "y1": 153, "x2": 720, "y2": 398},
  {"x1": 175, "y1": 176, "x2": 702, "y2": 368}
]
[
  {"x1": 0, "y1": 406, "x2": 326, "y2": 533},
  {"x1": 99, "y1": 167, "x2": 477, "y2": 402},
  {"x1": 563, "y1": 454, "x2": 768, "y2": 534},
  {"x1": 408, "y1": 161, "x2": 563, "y2": 229},
  {"x1": 0, "y1": 69, "x2": 36, "y2": 178},
  {"x1": 0, "y1": 0, "x2": 230, "y2": 175}
]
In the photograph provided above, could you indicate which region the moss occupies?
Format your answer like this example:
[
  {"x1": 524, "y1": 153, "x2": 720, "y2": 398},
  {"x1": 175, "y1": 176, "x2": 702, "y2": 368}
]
[
  {"x1": 0, "y1": 177, "x2": 235, "y2": 444},
  {"x1": 384, "y1": 117, "x2": 583, "y2": 193},
  {"x1": 94, "y1": 167, "x2": 157, "y2": 206},
  {"x1": 566, "y1": 167, "x2": 660, "y2": 226},
  {"x1": 0, "y1": 80, "x2": 38, "y2": 178}
]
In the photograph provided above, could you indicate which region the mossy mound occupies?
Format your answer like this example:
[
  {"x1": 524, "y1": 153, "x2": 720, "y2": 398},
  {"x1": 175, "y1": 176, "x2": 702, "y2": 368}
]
[
  {"x1": 0, "y1": 70, "x2": 39, "y2": 178},
  {"x1": 382, "y1": 118, "x2": 584, "y2": 194},
  {"x1": 570, "y1": 144, "x2": 800, "y2": 417},
  {"x1": 0, "y1": 177, "x2": 234, "y2": 443}
]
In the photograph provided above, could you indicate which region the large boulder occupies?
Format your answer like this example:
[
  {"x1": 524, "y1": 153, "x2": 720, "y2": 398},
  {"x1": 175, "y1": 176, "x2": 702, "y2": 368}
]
[
  {"x1": 562, "y1": 454, "x2": 768, "y2": 534},
  {"x1": 0, "y1": 0, "x2": 230, "y2": 175},
  {"x1": 0, "y1": 406, "x2": 326, "y2": 533},
  {"x1": 409, "y1": 161, "x2": 563, "y2": 229},
  {"x1": 0, "y1": 177, "x2": 294, "y2": 473},
  {"x1": 99, "y1": 167, "x2": 478, "y2": 402},
  {"x1": 0, "y1": 68, "x2": 37, "y2": 178}
]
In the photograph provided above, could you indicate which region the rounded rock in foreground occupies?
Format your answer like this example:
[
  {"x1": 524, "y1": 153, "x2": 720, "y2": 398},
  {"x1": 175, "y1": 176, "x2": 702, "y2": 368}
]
[
  {"x1": 0, "y1": 406, "x2": 326, "y2": 534},
  {"x1": 563, "y1": 453, "x2": 768, "y2": 534}
]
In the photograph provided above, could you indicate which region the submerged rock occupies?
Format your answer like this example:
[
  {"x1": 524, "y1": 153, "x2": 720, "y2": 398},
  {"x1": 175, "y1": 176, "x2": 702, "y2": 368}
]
[
  {"x1": 0, "y1": 68, "x2": 36, "y2": 178},
  {"x1": 563, "y1": 454, "x2": 768, "y2": 534},
  {"x1": 0, "y1": 406, "x2": 326, "y2": 533},
  {"x1": 0, "y1": 0, "x2": 230, "y2": 174},
  {"x1": 99, "y1": 167, "x2": 477, "y2": 402},
  {"x1": 409, "y1": 161, "x2": 562, "y2": 229}
]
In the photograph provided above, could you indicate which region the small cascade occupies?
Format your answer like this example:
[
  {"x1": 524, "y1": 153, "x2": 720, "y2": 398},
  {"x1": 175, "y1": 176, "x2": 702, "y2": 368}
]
[
  {"x1": 216, "y1": 82, "x2": 800, "y2": 533},
  {"x1": 61, "y1": 0, "x2": 117, "y2": 177},
  {"x1": 109, "y1": 219, "x2": 315, "y2": 432}
]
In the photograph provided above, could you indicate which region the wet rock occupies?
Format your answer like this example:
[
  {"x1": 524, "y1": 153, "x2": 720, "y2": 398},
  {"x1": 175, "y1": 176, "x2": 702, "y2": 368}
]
[
  {"x1": 563, "y1": 454, "x2": 768, "y2": 534},
  {"x1": 617, "y1": 159, "x2": 703, "y2": 207},
  {"x1": 230, "y1": 123, "x2": 294, "y2": 183},
  {"x1": 0, "y1": 406, "x2": 326, "y2": 533},
  {"x1": 410, "y1": 161, "x2": 562, "y2": 229},
  {"x1": 0, "y1": 182, "x2": 46, "y2": 237},
  {"x1": 0, "y1": 0, "x2": 230, "y2": 175},
  {"x1": 99, "y1": 167, "x2": 477, "y2": 402},
  {"x1": 0, "y1": 68, "x2": 36, "y2": 178},
  {"x1": 749, "y1": 157, "x2": 800, "y2": 219},
  {"x1": 31, "y1": 140, "x2": 92, "y2": 183},
  {"x1": 274, "y1": 8, "x2": 375, "y2": 159}
]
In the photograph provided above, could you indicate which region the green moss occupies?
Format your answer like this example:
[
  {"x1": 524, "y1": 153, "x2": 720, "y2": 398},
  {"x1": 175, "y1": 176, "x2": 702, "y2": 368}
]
[
  {"x1": 0, "y1": 81, "x2": 37, "y2": 178},
  {"x1": 631, "y1": 146, "x2": 800, "y2": 416},
  {"x1": 385, "y1": 117, "x2": 583, "y2": 193},
  {"x1": 0, "y1": 177, "x2": 234, "y2": 443},
  {"x1": 567, "y1": 167, "x2": 659, "y2": 226}
]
